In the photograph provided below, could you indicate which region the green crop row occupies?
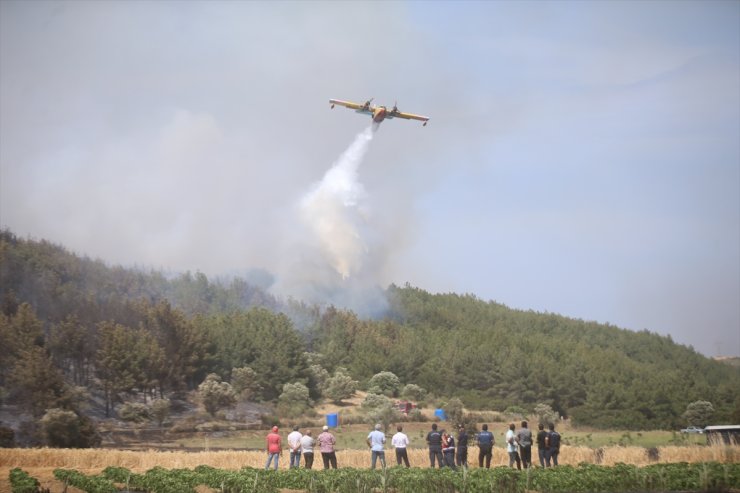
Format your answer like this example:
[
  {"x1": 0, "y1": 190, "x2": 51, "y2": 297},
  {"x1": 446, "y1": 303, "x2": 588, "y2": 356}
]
[
  {"x1": 9, "y1": 468, "x2": 45, "y2": 493},
  {"x1": 9, "y1": 462, "x2": 739, "y2": 493}
]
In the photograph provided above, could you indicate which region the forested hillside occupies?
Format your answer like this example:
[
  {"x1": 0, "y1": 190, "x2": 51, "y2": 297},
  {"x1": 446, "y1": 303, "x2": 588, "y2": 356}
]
[{"x1": 1, "y1": 229, "x2": 738, "y2": 434}]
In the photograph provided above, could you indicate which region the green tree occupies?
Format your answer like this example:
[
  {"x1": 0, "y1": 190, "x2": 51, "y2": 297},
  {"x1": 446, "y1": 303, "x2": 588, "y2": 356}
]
[
  {"x1": 202, "y1": 308, "x2": 308, "y2": 400},
  {"x1": 95, "y1": 322, "x2": 165, "y2": 414},
  {"x1": 231, "y1": 366, "x2": 262, "y2": 400},
  {"x1": 150, "y1": 398, "x2": 171, "y2": 428},
  {"x1": 9, "y1": 347, "x2": 71, "y2": 417},
  {"x1": 48, "y1": 315, "x2": 95, "y2": 386},
  {"x1": 198, "y1": 373, "x2": 236, "y2": 417},
  {"x1": 142, "y1": 300, "x2": 212, "y2": 392},
  {"x1": 361, "y1": 393, "x2": 400, "y2": 433},
  {"x1": 368, "y1": 371, "x2": 401, "y2": 397},
  {"x1": 118, "y1": 402, "x2": 150, "y2": 423},
  {"x1": 444, "y1": 397, "x2": 465, "y2": 427},
  {"x1": 41, "y1": 408, "x2": 100, "y2": 448},
  {"x1": 683, "y1": 400, "x2": 714, "y2": 427},
  {"x1": 277, "y1": 382, "x2": 312, "y2": 418},
  {"x1": 400, "y1": 383, "x2": 427, "y2": 402},
  {"x1": 307, "y1": 364, "x2": 330, "y2": 399},
  {"x1": 323, "y1": 371, "x2": 358, "y2": 404},
  {"x1": 534, "y1": 403, "x2": 559, "y2": 425},
  {"x1": 362, "y1": 392, "x2": 392, "y2": 410}
]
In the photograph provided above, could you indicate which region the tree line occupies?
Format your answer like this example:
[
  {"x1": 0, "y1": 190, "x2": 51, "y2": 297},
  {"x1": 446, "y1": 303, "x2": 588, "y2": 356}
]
[{"x1": 1, "y1": 229, "x2": 738, "y2": 438}]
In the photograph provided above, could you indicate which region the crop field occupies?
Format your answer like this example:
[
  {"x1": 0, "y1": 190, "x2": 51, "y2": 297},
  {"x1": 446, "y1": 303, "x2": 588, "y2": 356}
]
[{"x1": 2, "y1": 444, "x2": 739, "y2": 492}]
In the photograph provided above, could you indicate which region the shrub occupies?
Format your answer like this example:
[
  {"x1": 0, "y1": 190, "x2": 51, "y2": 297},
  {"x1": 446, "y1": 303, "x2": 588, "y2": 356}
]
[
  {"x1": 9, "y1": 468, "x2": 41, "y2": 493},
  {"x1": 534, "y1": 403, "x2": 559, "y2": 425},
  {"x1": 400, "y1": 383, "x2": 427, "y2": 402},
  {"x1": 504, "y1": 405, "x2": 528, "y2": 419},
  {"x1": 324, "y1": 372, "x2": 358, "y2": 404},
  {"x1": 361, "y1": 392, "x2": 392, "y2": 410},
  {"x1": 683, "y1": 400, "x2": 714, "y2": 427},
  {"x1": 41, "y1": 408, "x2": 100, "y2": 448},
  {"x1": 198, "y1": 374, "x2": 237, "y2": 417},
  {"x1": 150, "y1": 398, "x2": 171, "y2": 427},
  {"x1": 405, "y1": 408, "x2": 427, "y2": 422},
  {"x1": 118, "y1": 402, "x2": 150, "y2": 423},
  {"x1": 367, "y1": 371, "x2": 401, "y2": 397},
  {"x1": 231, "y1": 367, "x2": 262, "y2": 400},
  {"x1": 277, "y1": 382, "x2": 312, "y2": 418}
]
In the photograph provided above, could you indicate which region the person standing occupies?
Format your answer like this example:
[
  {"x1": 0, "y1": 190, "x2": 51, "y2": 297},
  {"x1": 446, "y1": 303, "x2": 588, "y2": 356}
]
[
  {"x1": 391, "y1": 425, "x2": 411, "y2": 467},
  {"x1": 426, "y1": 423, "x2": 444, "y2": 468},
  {"x1": 318, "y1": 425, "x2": 338, "y2": 469},
  {"x1": 516, "y1": 421, "x2": 533, "y2": 469},
  {"x1": 545, "y1": 423, "x2": 561, "y2": 466},
  {"x1": 477, "y1": 423, "x2": 495, "y2": 468},
  {"x1": 456, "y1": 425, "x2": 468, "y2": 468},
  {"x1": 265, "y1": 426, "x2": 282, "y2": 470},
  {"x1": 366, "y1": 423, "x2": 387, "y2": 469},
  {"x1": 287, "y1": 426, "x2": 303, "y2": 469},
  {"x1": 442, "y1": 430, "x2": 456, "y2": 470},
  {"x1": 506, "y1": 423, "x2": 521, "y2": 470},
  {"x1": 300, "y1": 429, "x2": 315, "y2": 469},
  {"x1": 536, "y1": 423, "x2": 548, "y2": 467}
]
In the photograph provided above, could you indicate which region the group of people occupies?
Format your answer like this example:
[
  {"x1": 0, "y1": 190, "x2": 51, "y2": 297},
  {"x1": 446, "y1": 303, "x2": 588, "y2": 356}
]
[
  {"x1": 265, "y1": 420, "x2": 561, "y2": 470},
  {"x1": 264, "y1": 425, "x2": 338, "y2": 470},
  {"x1": 504, "y1": 421, "x2": 561, "y2": 469},
  {"x1": 427, "y1": 421, "x2": 562, "y2": 469}
]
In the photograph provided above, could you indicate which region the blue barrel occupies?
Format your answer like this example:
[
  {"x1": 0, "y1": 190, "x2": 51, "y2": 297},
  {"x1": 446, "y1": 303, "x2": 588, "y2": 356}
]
[
  {"x1": 434, "y1": 409, "x2": 447, "y2": 421},
  {"x1": 326, "y1": 413, "x2": 339, "y2": 428}
]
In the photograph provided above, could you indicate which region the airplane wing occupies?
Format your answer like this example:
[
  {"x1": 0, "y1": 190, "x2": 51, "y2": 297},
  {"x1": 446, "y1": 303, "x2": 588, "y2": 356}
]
[
  {"x1": 329, "y1": 99, "x2": 373, "y2": 113},
  {"x1": 388, "y1": 110, "x2": 430, "y2": 124}
]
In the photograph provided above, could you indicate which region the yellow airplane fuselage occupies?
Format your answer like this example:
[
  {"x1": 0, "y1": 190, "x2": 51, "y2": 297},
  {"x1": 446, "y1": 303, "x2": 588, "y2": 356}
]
[{"x1": 371, "y1": 107, "x2": 388, "y2": 123}]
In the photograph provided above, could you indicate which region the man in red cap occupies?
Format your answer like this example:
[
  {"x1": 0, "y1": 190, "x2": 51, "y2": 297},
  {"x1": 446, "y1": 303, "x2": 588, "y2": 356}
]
[{"x1": 265, "y1": 426, "x2": 282, "y2": 470}]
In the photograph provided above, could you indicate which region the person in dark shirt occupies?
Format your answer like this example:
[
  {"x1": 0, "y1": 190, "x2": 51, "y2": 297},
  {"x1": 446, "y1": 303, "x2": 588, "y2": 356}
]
[
  {"x1": 516, "y1": 421, "x2": 533, "y2": 469},
  {"x1": 536, "y1": 423, "x2": 548, "y2": 467},
  {"x1": 546, "y1": 422, "x2": 561, "y2": 466},
  {"x1": 426, "y1": 423, "x2": 444, "y2": 468},
  {"x1": 477, "y1": 423, "x2": 495, "y2": 468},
  {"x1": 456, "y1": 425, "x2": 468, "y2": 468}
]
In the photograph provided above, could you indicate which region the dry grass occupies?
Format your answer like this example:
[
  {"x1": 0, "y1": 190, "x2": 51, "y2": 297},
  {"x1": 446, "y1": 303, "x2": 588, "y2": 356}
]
[
  {"x1": 1, "y1": 445, "x2": 738, "y2": 493},
  {"x1": 2, "y1": 444, "x2": 737, "y2": 471}
]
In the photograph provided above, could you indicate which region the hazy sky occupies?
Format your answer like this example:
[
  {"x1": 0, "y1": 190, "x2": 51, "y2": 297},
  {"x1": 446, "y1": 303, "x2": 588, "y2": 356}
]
[{"x1": 1, "y1": 1, "x2": 738, "y2": 357}]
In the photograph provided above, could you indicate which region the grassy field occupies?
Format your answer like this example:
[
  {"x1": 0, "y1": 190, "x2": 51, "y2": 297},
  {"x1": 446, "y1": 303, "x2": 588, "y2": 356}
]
[{"x1": 2, "y1": 444, "x2": 738, "y2": 493}]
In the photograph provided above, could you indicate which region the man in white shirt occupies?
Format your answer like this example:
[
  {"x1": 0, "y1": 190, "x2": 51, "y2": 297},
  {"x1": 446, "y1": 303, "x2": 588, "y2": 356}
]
[
  {"x1": 299, "y1": 429, "x2": 315, "y2": 469},
  {"x1": 287, "y1": 426, "x2": 303, "y2": 469},
  {"x1": 391, "y1": 424, "x2": 411, "y2": 467},
  {"x1": 366, "y1": 423, "x2": 387, "y2": 469},
  {"x1": 506, "y1": 422, "x2": 521, "y2": 470}
]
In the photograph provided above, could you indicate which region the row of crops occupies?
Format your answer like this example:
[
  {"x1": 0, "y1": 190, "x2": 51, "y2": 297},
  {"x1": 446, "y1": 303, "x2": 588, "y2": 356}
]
[{"x1": 10, "y1": 462, "x2": 740, "y2": 493}]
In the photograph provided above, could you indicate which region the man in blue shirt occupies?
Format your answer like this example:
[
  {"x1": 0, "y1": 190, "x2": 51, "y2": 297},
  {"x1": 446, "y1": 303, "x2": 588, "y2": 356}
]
[
  {"x1": 366, "y1": 423, "x2": 386, "y2": 469},
  {"x1": 477, "y1": 423, "x2": 495, "y2": 468}
]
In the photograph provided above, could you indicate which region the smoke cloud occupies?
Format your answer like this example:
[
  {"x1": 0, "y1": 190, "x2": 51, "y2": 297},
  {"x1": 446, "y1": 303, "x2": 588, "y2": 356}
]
[
  {"x1": 272, "y1": 125, "x2": 389, "y2": 316},
  {"x1": 301, "y1": 125, "x2": 374, "y2": 279}
]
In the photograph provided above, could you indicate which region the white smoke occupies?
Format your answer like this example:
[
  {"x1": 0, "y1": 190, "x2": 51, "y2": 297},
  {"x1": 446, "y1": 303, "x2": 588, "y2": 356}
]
[
  {"x1": 272, "y1": 125, "x2": 390, "y2": 316},
  {"x1": 300, "y1": 125, "x2": 375, "y2": 279}
]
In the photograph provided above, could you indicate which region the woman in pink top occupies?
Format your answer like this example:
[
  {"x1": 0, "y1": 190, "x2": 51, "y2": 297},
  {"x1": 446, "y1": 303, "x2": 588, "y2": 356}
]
[
  {"x1": 317, "y1": 425, "x2": 338, "y2": 469},
  {"x1": 265, "y1": 426, "x2": 282, "y2": 470}
]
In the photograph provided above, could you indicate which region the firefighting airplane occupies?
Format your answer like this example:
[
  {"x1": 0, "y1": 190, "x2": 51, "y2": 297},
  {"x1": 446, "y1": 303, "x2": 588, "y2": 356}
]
[{"x1": 329, "y1": 98, "x2": 429, "y2": 126}]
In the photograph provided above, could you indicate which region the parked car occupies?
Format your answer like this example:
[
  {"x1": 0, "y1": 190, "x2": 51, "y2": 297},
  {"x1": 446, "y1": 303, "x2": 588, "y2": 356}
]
[{"x1": 680, "y1": 426, "x2": 704, "y2": 434}]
